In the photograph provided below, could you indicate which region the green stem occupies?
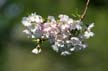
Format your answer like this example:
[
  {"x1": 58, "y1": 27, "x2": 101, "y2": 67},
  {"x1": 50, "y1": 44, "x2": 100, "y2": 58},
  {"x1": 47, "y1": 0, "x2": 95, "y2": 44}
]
[{"x1": 80, "y1": 0, "x2": 90, "y2": 21}]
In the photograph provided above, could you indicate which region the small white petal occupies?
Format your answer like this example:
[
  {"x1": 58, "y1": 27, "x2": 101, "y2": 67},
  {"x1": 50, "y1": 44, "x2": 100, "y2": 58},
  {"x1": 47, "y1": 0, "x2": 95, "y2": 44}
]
[
  {"x1": 41, "y1": 36, "x2": 45, "y2": 38},
  {"x1": 61, "y1": 51, "x2": 71, "y2": 56},
  {"x1": 68, "y1": 19, "x2": 73, "y2": 24},
  {"x1": 89, "y1": 32, "x2": 94, "y2": 36},
  {"x1": 29, "y1": 13, "x2": 43, "y2": 23},
  {"x1": 60, "y1": 45, "x2": 64, "y2": 47},
  {"x1": 70, "y1": 48, "x2": 75, "y2": 51},
  {"x1": 66, "y1": 40, "x2": 70, "y2": 43},
  {"x1": 59, "y1": 14, "x2": 69, "y2": 22},
  {"x1": 57, "y1": 39, "x2": 62, "y2": 42},
  {"x1": 57, "y1": 44, "x2": 61, "y2": 47},
  {"x1": 48, "y1": 16, "x2": 56, "y2": 22},
  {"x1": 31, "y1": 28, "x2": 36, "y2": 33},
  {"x1": 23, "y1": 29, "x2": 30, "y2": 34},
  {"x1": 76, "y1": 24, "x2": 82, "y2": 30},
  {"x1": 32, "y1": 48, "x2": 41, "y2": 54},
  {"x1": 22, "y1": 18, "x2": 31, "y2": 26},
  {"x1": 84, "y1": 31, "x2": 94, "y2": 39},
  {"x1": 48, "y1": 16, "x2": 54, "y2": 19},
  {"x1": 71, "y1": 37, "x2": 79, "y2": 40},
  {"x1": 38, "y1": 49, "x2": 42, "y2": 53},
  {"x1": 81, "y1": 44, "x2": 87, "y2": 48},
  {"x1": 31, "y1": 35, "x2": 35, "y2": 38},
  {"x1": 87, "y1": 23, "x2": 94, "y2": 31},
  {"x1": 52, "y1": 45, "x2": 59, "y2": 52}
]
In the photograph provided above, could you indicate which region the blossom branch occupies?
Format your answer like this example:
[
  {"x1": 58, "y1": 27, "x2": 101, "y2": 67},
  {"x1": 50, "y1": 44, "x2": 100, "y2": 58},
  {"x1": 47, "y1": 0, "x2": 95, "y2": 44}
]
[
  {"x1": 22, "y1": 7, "x2": 94, "y2": 56},
  {"x1": 80, "y1": 0, "x2": 90, "y2": 21}
]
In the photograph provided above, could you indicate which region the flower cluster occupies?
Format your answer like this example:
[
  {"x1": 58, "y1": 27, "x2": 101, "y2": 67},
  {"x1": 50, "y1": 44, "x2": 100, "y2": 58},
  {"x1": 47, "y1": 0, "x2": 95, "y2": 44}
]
[{"x1": 22, "y1": 13, "x2": 94, "y2": 56}]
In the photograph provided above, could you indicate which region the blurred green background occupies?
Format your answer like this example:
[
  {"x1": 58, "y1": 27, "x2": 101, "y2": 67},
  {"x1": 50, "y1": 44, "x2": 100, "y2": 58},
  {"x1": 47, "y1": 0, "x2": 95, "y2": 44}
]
[{"x1": 0, "y1": 0, "x2": 108, "y2": 71}]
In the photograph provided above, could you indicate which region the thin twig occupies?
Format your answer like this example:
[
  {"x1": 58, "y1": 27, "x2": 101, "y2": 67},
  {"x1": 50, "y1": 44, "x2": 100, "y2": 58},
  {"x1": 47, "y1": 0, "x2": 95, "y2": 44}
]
[{"x1": 80, "y1": 0, "x2": 90, "y2": 21}]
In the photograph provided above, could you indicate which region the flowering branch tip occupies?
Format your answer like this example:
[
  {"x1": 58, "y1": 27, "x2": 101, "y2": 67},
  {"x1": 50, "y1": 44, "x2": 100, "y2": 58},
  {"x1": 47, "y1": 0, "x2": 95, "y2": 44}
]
[{"x1": 22, "y1": 0, "x2": 95, "y2": 56}]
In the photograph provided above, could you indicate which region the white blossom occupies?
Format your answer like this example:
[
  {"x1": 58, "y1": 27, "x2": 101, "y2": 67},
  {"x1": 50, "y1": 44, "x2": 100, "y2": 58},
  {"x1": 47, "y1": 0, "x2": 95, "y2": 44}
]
[
  {"x1": 59, "y1": 14, "x2": 69, "y2": 22},
  {"x1": 52, "y1": 45, "x2": 59, "y2": 52},
  {"x1": 84, "y1": 31, "x2": 94, "y2": 39},
  {"x1": 48, "y1": 16, "x2": 56, "y2": 23},
  {"x1": 22, "y1": 17, "x2": 32, "y2": 27},
  {"x1": 87, "y1": 23, "x2": 94, "y2": 31},
  {"x1": 76, "y1": 24, "x2": 82, "y2": 30},
  {"x1": 68, "y1": 18, "x2": 73, "y2": 24},
  {"x1": 60, "y1": 44, "x2": 64, "y2": 47},
  {"x1": 28, "y1": 13, "x2": 43, "y2": 23},
  {"x1": 70, "y1": 48, "x2": 75, "y2": 51},
  {"x1": 61, "y1": 51, "x2": 71, "y2": 56},
  {"x1": 32, "y1": 48, "x2": 41, "y2": 54},
  {"x1": 66, "y1": 40, "x2": 71, "y2": 43}
]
